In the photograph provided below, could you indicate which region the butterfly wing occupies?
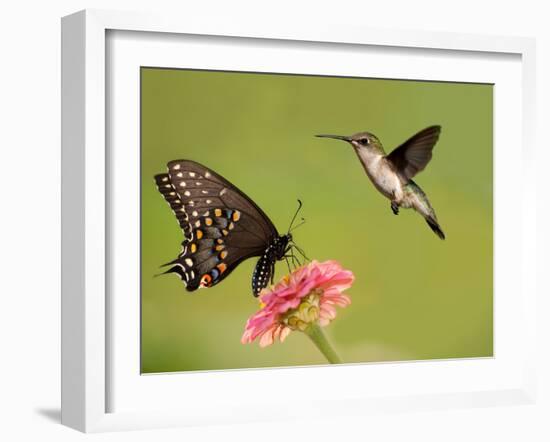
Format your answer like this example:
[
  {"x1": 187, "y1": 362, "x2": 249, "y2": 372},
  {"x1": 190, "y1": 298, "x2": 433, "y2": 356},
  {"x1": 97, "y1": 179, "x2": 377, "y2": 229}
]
[
  {"x1": 386, "y1": 126, "x2": 441, "y2": 181},
  {"x1": 155, "y1": 160, "x2": 278, "y2": 291}
]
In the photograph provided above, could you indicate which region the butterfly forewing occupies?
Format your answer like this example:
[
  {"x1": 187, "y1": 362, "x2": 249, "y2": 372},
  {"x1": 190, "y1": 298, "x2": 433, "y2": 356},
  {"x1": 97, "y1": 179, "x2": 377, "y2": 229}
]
[
  {"x1": 154, "y1": 174, "x2": 192, "y2": 242},
  {"x1": 155, "y1": 160, "x2": 279, "y2": 292}
]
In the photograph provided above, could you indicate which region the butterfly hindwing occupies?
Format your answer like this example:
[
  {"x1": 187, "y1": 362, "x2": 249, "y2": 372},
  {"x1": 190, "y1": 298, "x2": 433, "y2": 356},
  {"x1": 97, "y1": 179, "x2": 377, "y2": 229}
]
[{"x1": 155, "y1": 160, "x2": 279, "y2": 292}]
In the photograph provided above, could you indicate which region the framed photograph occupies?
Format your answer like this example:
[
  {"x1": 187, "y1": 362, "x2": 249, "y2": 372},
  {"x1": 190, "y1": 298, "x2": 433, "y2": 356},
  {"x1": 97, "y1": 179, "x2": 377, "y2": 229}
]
[{"x1": 61, "y1": 9, "x2": 538, "y2": 432}]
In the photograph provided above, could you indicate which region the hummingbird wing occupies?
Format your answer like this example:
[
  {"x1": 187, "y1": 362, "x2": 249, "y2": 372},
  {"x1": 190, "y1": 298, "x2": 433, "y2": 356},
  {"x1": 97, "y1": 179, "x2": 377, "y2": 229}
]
[{"x1": 386, "y1": 125, "x2": 441, "y2": 181}]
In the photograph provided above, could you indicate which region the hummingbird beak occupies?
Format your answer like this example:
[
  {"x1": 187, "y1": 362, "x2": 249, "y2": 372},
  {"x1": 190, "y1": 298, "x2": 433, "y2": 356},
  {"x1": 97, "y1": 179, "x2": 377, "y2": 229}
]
[{"x1": 315, "y1": 134, "x2": 352, "y2": 142}]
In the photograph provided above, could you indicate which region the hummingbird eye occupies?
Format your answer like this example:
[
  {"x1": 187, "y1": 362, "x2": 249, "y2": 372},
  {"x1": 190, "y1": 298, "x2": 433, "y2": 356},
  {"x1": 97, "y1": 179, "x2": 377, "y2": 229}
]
[{"x1": 359, "y1": 137, "x2": 370, "y2": 145}]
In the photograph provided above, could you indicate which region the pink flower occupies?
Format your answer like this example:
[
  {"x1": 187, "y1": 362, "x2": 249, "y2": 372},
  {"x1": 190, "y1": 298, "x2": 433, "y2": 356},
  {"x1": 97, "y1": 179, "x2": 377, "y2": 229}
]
[{"x1": 241, "y1": 260, "x2": 354, "y2": 347}]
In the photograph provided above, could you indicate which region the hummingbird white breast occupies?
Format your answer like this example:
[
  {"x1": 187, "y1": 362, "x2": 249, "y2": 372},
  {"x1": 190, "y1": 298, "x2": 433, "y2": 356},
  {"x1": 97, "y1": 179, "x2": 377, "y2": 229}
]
[{"x1": 355, "y1": 148, "x2": 403, "y2": 201}]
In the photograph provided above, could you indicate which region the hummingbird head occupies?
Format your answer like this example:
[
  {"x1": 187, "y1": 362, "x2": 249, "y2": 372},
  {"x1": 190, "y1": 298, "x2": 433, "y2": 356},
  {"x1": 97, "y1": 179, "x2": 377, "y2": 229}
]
[{"x1": 315, "y1": 131, "x2": 382, "y2": 151}]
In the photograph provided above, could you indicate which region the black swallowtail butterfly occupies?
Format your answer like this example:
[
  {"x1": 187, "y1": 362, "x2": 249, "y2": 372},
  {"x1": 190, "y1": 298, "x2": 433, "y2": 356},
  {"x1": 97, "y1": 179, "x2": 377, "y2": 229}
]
[{"x1": 154, "y1": 160, "x2": 305, "y2": 296}]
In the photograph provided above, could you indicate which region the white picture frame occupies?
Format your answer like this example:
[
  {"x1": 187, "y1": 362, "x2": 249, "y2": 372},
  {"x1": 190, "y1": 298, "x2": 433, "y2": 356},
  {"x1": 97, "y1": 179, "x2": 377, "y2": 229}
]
[{"x1": 61, "y1": 9, "x2": 537, "y2": 433}]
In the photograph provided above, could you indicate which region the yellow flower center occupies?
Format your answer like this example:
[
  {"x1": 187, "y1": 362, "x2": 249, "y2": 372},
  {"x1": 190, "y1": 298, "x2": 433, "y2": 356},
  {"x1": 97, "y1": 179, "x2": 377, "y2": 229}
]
[{"x1": 282, "y1": 290, "x2": 322, "y2": 331}]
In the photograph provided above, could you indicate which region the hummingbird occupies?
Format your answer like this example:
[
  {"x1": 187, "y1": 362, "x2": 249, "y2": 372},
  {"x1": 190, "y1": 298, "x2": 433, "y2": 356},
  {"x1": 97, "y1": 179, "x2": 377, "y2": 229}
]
[{"x1": 316, "y1": 126, "x2": 445, "y2": 240}]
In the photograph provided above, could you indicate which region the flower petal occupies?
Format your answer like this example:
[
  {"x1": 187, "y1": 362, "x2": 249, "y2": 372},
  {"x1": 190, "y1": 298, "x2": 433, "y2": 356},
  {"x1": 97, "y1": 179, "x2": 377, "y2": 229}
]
[
  {"x1": 279, "y1": 326, "x2": 291, "y2": 342},
  {"x1": 241, "y1": 259, "x2": 355, "y2": 346}
]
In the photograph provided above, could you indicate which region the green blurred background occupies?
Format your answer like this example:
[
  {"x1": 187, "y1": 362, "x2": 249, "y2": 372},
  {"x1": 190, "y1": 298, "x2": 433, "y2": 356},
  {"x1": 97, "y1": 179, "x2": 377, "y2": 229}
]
[{"x1": 141, "y1": 68, "x2": 493, "y2": 373}]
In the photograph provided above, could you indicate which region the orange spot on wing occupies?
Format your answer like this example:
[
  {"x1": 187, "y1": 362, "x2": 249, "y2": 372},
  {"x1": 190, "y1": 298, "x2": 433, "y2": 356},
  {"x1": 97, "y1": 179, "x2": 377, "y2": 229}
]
[{"x1": 200, "y1": 274, "x2": 212, "y2": 287}]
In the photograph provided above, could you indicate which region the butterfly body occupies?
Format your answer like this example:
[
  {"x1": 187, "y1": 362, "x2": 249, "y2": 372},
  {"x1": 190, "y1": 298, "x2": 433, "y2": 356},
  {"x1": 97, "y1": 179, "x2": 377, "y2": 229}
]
[
  {"x1": 316, "y1": 126, "x2": 445, "y2": 240},
  {"x1": 251, "y1": 234, "x2": 292, "y2": 295},
  {"x1": 154, "y1": 160, "x2": 298, "y2": 296}
]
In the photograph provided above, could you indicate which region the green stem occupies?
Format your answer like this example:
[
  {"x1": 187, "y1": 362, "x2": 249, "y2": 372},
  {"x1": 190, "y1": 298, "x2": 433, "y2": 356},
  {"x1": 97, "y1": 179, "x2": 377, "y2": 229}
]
[{"x1": 304, "y1": 323, "x2": 342, "y2": 364}]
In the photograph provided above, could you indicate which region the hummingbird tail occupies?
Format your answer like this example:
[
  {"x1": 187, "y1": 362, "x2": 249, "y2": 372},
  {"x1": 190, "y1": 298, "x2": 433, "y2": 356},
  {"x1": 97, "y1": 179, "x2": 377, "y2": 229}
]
[{"x1": 425, "y1": 216, "x2": 445, "y2": 240}]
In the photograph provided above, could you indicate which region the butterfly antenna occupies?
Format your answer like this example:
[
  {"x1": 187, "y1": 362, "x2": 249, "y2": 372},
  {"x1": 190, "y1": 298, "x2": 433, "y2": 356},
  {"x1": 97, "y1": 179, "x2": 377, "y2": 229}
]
[
  {"x1": 290, "y1": 217, "x2": 306, "y2": 233},
  {"x1": 287, "y1": 199, "x2": 303, "y2": 233}
]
